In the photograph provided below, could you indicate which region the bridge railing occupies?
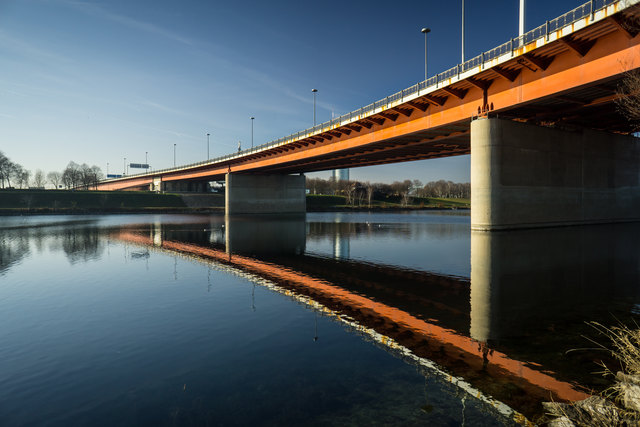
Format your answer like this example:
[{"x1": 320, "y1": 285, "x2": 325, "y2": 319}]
[{"x1": 110, "y1": 0, "x2": 625, "y2": 182}]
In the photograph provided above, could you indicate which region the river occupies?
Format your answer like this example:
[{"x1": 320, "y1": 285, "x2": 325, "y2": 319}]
[{"x1": 1, "y1": 212, "x2": 638, "y2": 425}]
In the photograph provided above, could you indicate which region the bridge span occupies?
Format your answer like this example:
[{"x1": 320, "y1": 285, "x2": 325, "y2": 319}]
[{"x1": 98, "y1": 0, "x2": 640, "y2": 229}]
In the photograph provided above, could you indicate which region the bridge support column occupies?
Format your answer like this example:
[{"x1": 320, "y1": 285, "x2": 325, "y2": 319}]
[
  {"x1": 225, "y1": 173, "x2": 306, "y2": 215},
  {"x1": 471, "y1": 117, "x2": 640, "y2": 230}
]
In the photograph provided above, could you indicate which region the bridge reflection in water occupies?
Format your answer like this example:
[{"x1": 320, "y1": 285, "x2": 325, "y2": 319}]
[{"x1": 113, "y1": 216, "x2": 640, "y2": 420}]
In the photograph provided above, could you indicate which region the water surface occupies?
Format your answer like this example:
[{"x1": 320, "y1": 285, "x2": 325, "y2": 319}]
[{"x1": 1, "y1": 212, "x2": 638, "y2": 425}]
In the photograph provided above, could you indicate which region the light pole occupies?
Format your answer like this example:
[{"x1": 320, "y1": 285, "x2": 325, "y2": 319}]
[
  {"x1": 173, "y1": 144, "x2": 176, "y2": 167},
  {"x1": 145, "y1": 151, "x2": 148, "y2": 166},
  {"x1": 107, "y1": 162, "x2": 109, "y2": 176},
  {"x1": 421, "y1": 27, "x2": 431, "y2": 80},
  {"x1": 250, "y1": 117, "x2": 254, "y2": 149},
  {"x1": 312, "y1": 89, "x2": 318, "y2": 126},
  {"x1": 123, "y1": 157, "x2": 126, "y2": 175},
  {"x1": 461, "y1": 0, "x2": 465, "y2": 62},
  {"x1": 207, "y1": 133, "x2": 210, "y2": 159},
  {"x1": 519, "y1": 0, "x2": 526, "y2": 37}
]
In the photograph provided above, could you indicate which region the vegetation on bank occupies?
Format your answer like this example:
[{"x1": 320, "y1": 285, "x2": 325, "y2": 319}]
[
  {"x1": 0, "y1": 189, "x2": 186, "y2": 213},
  {"x1": 544, "y1": 323, "x2": 640, "y2": 426},
  {"x1": 307, "y1": 177, "x2": 470, "y2": 204},
  {"x1": 306, "y1": 194, "x2": 469, "y2": 210},
  {"x1": 305, "y1": 177, "x2": 470, "y2": 209}
]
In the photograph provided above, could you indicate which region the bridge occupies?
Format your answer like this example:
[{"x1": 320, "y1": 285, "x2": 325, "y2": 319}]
[{"x1": 97, "y1": 0, "x2": 640, "y2": 230}]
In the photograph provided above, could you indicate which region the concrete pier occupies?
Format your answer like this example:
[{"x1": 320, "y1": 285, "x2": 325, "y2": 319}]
[
  {"x1": 225, "y1": 173, "x2": 306, "y2": 215},
  {"x1": 471, "y1": 118, "x2": 640, "y2": 230}
]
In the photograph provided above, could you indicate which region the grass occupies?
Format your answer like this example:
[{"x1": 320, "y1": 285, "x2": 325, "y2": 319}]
[
  {"x1": 543, "y1": 322, "x2": 640, "y2": 425},
  {"x1": 306, "y1": 194, "x2": 470, "y2": 210},
  {"x1": 0, "y1": 189, "x2": 186, "y2": 211}
]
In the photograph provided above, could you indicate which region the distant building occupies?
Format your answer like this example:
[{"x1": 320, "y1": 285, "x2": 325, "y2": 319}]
[{"x1": 332, "y1": 169, "x2": 349, "y2": 181}]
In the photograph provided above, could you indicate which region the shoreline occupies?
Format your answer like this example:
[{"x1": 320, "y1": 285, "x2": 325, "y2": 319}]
[{"x1": 0, "y1": 205, "x2": 469, "y2": 216}]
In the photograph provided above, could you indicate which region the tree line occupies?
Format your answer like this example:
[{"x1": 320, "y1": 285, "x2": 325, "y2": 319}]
[
  {"x1": 0, "y1": 152, "x2": 103, "y2": 190},
  {"x1": 0, "y1": 151, "x2": 31, "y2": 189},
  {"x1": 306, "y1": 177, "x2": 470, "y2": 206}
]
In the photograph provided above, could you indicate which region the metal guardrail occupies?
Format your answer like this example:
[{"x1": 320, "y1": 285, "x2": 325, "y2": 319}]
[{"x1": 111, "y1": 0, "x2": 625, "y2": 182}]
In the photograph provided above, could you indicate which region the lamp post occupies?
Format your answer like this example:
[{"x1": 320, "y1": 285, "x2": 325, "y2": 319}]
[
  {"x1": 519, "y1": 0, "x2": 526, "y2": 37},
  {"x1": 123, "y1": 157, "x2": 126, "y2": 175},
  {"x1": 207, "y1": 133, "x2": 210, "y2": 159},
  {"x1": 421, "y1": 27, "x2": 431, "y2": 80},
  {"x1": 173, "y1": 144, "x2": 176, "y2": 167},
  {"x1": 145, "y1": 151, "x2": 148, "y2": 166},
  {"x1": 312, "y1": 89, "x2": 318, "y2": 126},
  {"x1": 250, "y1": 117, "x2": 254, "y2": 149},
  {"x1": 107, "y1": 162, "x2": 109, "y2": 176},
  {"x1": 461, "y1": 0, "x2": 465, "y2": 62}
]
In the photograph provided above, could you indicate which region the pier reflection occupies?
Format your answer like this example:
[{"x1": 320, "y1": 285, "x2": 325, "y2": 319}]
[{"x1": 470, "y1": 224, "x2": 640, "y2": 343}]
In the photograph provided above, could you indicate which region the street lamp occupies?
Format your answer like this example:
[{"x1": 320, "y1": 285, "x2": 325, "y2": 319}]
[
  {"x1": 250, "y1": 117, "x2": 255, "y2": 149},
  {"x1": 123, "y1": 157, "x2": 126, "y2": 175},
  {"x1": 421, "y1": 27, "x2": 431, "y2": 80},
  {"x1": 145, "y1": 151, "x2": 148, "y2": 166},
  {"x1": 461, "y1": 0, "x2": 465, "y2": 62},
  {"x1": 173, "y1": 144, "x2": 176, "y2": 167},
  {"x1": 519, "y1": 0, "x2": 526, "y2": 37},
  {"x1": 207, "y1": 133, "x2": 210, "y2": 159},
  {"x1": 107, "y1": 162, "x2": 109, "y2": 176},
  {"x1": 312, "y1": 89, "x2": 318, "y2": 126}
]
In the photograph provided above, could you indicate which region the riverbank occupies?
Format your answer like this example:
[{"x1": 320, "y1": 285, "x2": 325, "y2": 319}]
[
  {"x1": 305, "y1": 194, "x2": 470, "y2": 211},
  {"x1": 0, "y1": 190, "x2": 469, "y2": 214}
]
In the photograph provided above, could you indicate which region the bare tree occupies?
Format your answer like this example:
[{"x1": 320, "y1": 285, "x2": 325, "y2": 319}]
[
  {"x1": 390, "y1": 180, "x2": 412, "y2": 206},
  {"x1": 90, "y1": 165, "x2": 103, "y2": 189},
  {"x1": 306, "y1": 177, "x2": 332, "y2": 195},
  {"x1": 0, "y1": 152, "x2": 11, "y2": 188},
  {"x1": 411, "y1": 179, "x2": 423, "y2": 195},
  {"x1": 16, "y1": 167, "x2": 30, "y2": 189},
  {"x1": 616, "y1": 68, "x2": 640, "y2": 131},
  {"x1": 79, "y1": 163, "x2": 94, "y2": 189},
  {"x1": 47, "y1": 171, "x2": 62, "y2": 189},
  {"x1": 32, "y1": 170, "x2": 46, "y2": 188},
  {"x1": 343, "y1": 181, "x2": 357, "y2": 206},
  {"x1": 62, "y1": 161, "x2": 81, "y2": 189},
  {"x1": 364, "y1": 181, "x2": 374, "y2": 208}
]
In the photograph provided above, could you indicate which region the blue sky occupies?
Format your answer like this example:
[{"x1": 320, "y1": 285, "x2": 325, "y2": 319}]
[{"x1": 1, "y1": 0, "x2": 587, "y2": 183}]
